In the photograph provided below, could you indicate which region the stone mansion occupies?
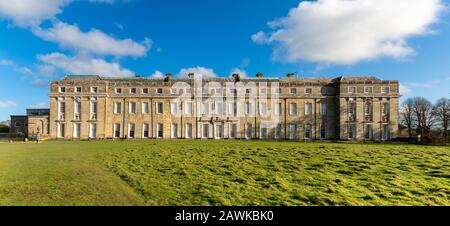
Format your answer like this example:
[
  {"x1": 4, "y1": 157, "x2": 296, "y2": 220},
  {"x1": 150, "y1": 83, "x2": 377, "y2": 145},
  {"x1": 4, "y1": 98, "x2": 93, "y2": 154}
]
[{"x1": 44, "y1": 73, "x2": 400, "y2": 141}]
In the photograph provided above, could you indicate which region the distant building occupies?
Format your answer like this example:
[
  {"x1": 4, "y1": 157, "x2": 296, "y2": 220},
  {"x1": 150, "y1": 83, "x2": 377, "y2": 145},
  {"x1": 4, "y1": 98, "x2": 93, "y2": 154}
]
[
  {"x1": 47, "y1": 73, "x2": 400, "y2": 141},
  {"x1": 9, "y1": 109, "x2": 50, "y2": 138}
]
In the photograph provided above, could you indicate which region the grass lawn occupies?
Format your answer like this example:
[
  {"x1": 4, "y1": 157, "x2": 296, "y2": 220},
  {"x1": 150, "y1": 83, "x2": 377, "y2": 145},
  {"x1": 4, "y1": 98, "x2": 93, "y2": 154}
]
[{"x1": 0, "y1": 140, "x2": 449, "y2": 206}]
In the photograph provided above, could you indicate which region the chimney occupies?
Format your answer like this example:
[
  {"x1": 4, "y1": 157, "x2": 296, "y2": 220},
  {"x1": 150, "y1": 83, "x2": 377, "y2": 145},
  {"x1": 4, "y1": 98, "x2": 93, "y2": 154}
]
[
  {"x1": 256, "y1": 72, "x2": 264, "y2": 78},
  {"x1": 232, "y1": 73, "x2": 241, "y2": 82},
  {"x1": 188, "y1": 73, "x2": 194, "y2": 79},
  {"x1": 287, "y1": 73, "x2": 295, "y2": 78},
  {"x1": 135, "y1": 74, "x2": 142, "y2": 78},
  {"x1": 164, "y1": 72, "x2": 171, "y2": 82}
]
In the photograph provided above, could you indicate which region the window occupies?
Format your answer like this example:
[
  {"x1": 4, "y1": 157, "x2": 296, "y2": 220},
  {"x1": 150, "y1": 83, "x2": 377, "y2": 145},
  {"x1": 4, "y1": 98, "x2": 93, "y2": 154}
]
[
  {"x1": 58, "y1": 102, "x2": 66, "y2": 120},
  {"x1": 245, "y1": 102, "x2": 253, "y2": 115},
  {"x1": 75, "y1": 87, "x2": 82, "y2": 93},
  {"x1": 73, "y1": 123, "x2": 81, "y2": 139},
  {"x1": 290, "y1": 88, "x2": 297, "y2": 94},
  {"x1": 142, "y1": 88, "x2": 149, "y2": 94},
  {"x1": 113, "y1": 123, "x2": 121, "y2": 138},
  {"x1": 364, "y1": 86, "x2": 373, "y2": 94},
  {"x1": 74, "y1": 101, "x2": 81, "y2": 120},
  {"x1": 348, "y1": 102, "x2": 356, "y2": 115},
  {"x1": 365, "y1": 124, "x2": 373, "y2": 140},
  {"x1": 275, "y1": 124, "x2": 282, "y2": 139},
  {"x1": 128, "y1": 123, "x2": 135, "y2": 138},
  {"x1": 142, "y1": 102, "x2": 149, "y2": 114},
  {"x1": 59, "y1": 87, "x2": 66, "y2": 93},
  {"x1": 382, "y1": 102, "x2": 390, "y2": 116},
  {"x1": 89, "y1": 123, "x2": 97, "y2": 139},
  {"x1": 202, "y1": 124, "x2": 210, "y2": 138},
  {"x1": 229, "y1": 124, "x2": 237, "y2": 139},
  {"x1": 382, "y1": 125, "x2": 390, "y2": 141},
  {"x1": 171, "y1": 102, "x2": 178, "y2": 115},
  {"x1": 260, "y1": 126, "x2": 268, "y2": 140},
  {"x1": 289, "y1": 103, "x2": 297, "y2": 115},
  {"x1": 321, "y1": 87, "x2": 328, "y2": 95},
  {"x1": 365, "y1": 102, "x2": 372, "y2": 116},
  {"x1": 143, "y1": 124, "x2": 149, "y2": 138},
  {"x1": 90, "y1": 102, "x2": 98, "y2": 114},
  {"x1": 305, "y1": 103, "x2": 312, "y2": 115},
  {"x1": 320, "y1": 102, "x2": 327, "y2": 116},
  {"x1": 273, "y1": 87, "x2": 282, "y2": 94},
  {"x1": 157, "y1": 124, "x2": 164, "y2": 138},
  {"x1": 305, "y1": 124, "x2": 312, "y2": 140},
  {"x1": 202, "y1": 103, "x2": 209, "y2": 115},
  {"x1": 156, "y1": 102, "x2": 163, "y2": 114},
  {"x1": 348, "y1": 124, "x2": 356, "y2": 139},
  {"x1": 260, "y1": 88, "x2": 267, "y2": 94},
  {"x1": 91, "y1": 87, "x2": 98, "y2": 93},
  {"x1": 348, "y1": 86, "x2": 356, "y2": 94},
  {"x1": 185, "y1": 124, "x2": 193, "y2": 139},
  {"x1": 228, "y1": 103, "x2": 237, "y2": 116},
  {"x1": 171, "y1": 124, "x2": 178, "y2": 138},
  {"x1": 157, "y1": 88, "x2": 163, "y2": 94},
  {"x1": 215, "y1": 124, "x2": 224, "y2": 139},
  {"x1": 245, "y1": 124, "x2": 252, "y2": 139},
  {"x1": 215, "y1": 88, "x2": 222, "y2": 95},
  {"x1": 115, "y1": 88, "x2": 122, "y2": 94},
  {"x1": 289, "y1": 124, "x2": 297, "y2": 140},
  {"x1": 57, "y1": 123, "x2": 65, "y2": 138},
  {"x1": 214, "y1": 102, "x2": 223, "y2": 115},
  {"x1": 171, "y1": 88, "x2": 178, "y2": 94},
  {"x1": 274, "y1": 103, "x2": 282, "y2": 116},
  {"x1": 130, "y1": 88, "x2": 137, "y2": 94},
  {"x1": 246, "y1": 89, "x2": 252, "y2": 95},
  {"x1": 382, "y1": 86, "x2": 390, "y2": 94},
  {"x1": 114, "y1": 102, "x2": 122, "y2": 114},
  {"x1": 185, "y1": 102, "x2": 193, "y2": 115},
  {"x1": 129, "y1": 102, "x2": 136, "y2": 114},
  {"x1": 320, "y1": 124, "x2": 327, "y2": 139},
  {"x1": 185, "y1": 88, "x2": 192, "y2": 95},
  {"x1": 259, "y1": 103, "x2": 268, "y2": 116},
  {"x1": 305, "y1": 87, "x2": 313, "y2": 95}
]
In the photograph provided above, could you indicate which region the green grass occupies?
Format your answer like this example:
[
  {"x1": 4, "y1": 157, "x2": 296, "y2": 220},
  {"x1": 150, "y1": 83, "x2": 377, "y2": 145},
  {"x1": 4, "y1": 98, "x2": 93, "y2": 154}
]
[{"x1": 0, "y1": 140, "x2": 449, "y2": 206}]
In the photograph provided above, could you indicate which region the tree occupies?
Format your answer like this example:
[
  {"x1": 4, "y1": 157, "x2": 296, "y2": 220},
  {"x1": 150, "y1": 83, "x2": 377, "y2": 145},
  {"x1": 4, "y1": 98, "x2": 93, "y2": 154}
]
[
  {"x1": 412, "y1": 97, "x2": 435, "y2": 140},
  {"x1": 434, "y1": 98, "x2": 450, "y2": 142},
  {"x1": 400, "y1": 98, "x2": 415, "y2": 139}
]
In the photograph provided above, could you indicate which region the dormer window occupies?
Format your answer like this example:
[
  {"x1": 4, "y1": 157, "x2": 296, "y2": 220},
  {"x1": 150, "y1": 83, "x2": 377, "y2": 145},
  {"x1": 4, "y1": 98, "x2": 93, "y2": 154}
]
[
  {"x1": 115, "y1": 88, "x2": 122, "y2": 94},
  {"x1": 157, "y1": 88, "x2": 163, "y2": 94},
  {"x1": 142, "y1": 88, "x2": 149, "y2": 94},
  {"x1": 305, "y1": 87, "x2": 313, "y2": 95},
  {"x1": 59, "y1": 87, "x2": 66, "y2": 93},
  {"x1": 75, "y1": 87, "x2": 82, "y2": 93},
  {"x1": 130, "y1": 88, "x2": 137, "y2": 94},
  {"x1": 290, "y1": 88, "x2": 297, "y2": 94},
  {"x1": 91, "y1": 87, "x2": 98, "y2": 93}
]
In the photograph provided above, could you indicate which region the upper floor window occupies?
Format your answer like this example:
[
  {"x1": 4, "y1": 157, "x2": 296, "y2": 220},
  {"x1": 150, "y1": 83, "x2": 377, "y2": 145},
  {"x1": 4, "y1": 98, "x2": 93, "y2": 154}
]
[
  {"x1": 156, "y1": 102, "x2": 164, "y2": 114},
  {"x1": 348, "y1": 86, "x2": 356, "y2": 94},
  {"x1": 289, "y1": 103, "x2": 297, "y2": 115},
  {"x1": 320, "y1": 102, "x2": 327, "y2": 116},
  {"x1": 246, "y1": 89, "x2": 252, "y2": 95},
  {"x1": 142, "y1": 102, "x2": 149, "y2": 114},
  {"x1": 260, "y1": 88, "x2": 267, "y2": 95},
  {"x1": 75, "y1": 87, "x2": 82, "y2": 93},
  {"x1": 142, "y1": 88, "x2": 149, "y2": 94},
  {"x1": 91, "y1": 87, "x2": 98, "y2": 93},
  {"x1": 114, "y1": 102, "x2": 122, "y2": 114},
  {"x1": 170, "y1": 102, "x2": 178, "y2": 115},
  {"x1": 130, "y1": 88, "x2": 137, "y2": 94},
  {"x1": 305, "y1": 103, "x2": 313, "y2": 115},
  {"x1": 273, "y1": 87, "x2": 282, "y2": 94},
  {"x1": 382, "y1": 86, "x2": 390, "y2": 94},
  {"x1": 59, "y1": 87, "x2": 66, "y2": 93},
  {"x1": 274, "y1": 103, "x2": 282, "y2": 116},
  {"x1": 129, "y1": 102, "x2": 136, "y2": 114},
  {"x1": 290, "y1": 88, "x2": 297, "y2": 94},
  {"x1": 171, "y1": 88, "x2": 178, "y2": 95},
  {"x1": 305, "y1": 87, "x2": 313, "y2": 95},
  {"x1": 364, "y1": 86, "x2": 373, "y2": 94},
  {"x1": 157, "y1": 88, "x2": 163, "y2": 94},
  {"x1": 115, "y1": 88, "x2": 122, "y2": 94}
]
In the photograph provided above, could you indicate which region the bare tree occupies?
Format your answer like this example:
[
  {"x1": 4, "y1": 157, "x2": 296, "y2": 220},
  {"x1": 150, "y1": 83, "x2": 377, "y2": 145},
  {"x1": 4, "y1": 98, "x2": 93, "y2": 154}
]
[
  {"x1": 400, "y1": 98, "x2": 415, "y2": 139},
  {"x1": 434, "y1": 98, "x2": 450, "y2": 142},
  {"x1": 412, "y1": 97, "x2": 435, "y2": 140}
]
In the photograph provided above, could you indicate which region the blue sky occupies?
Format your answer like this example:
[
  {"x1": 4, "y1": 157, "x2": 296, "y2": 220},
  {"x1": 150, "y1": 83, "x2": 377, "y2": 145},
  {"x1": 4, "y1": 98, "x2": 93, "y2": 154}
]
[{"x1": 0, "y1": 0, "x2": 450, "y2": 121}]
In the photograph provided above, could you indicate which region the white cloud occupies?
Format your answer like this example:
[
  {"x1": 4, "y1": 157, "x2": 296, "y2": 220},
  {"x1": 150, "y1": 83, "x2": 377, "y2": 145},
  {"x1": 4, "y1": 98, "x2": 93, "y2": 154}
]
[
  {"x1": 230, "y1": 68, "x2": 248, "y2": 78},
  {"x1": 0, "y1": 58, "x2": 33, "y2": 75},
  {"x1": 0, "y1": 100, "x2": 17, "y2": 108},
  {"x1": 37, "y1": 52, "x2": 134, "y2": 78},
  {"x1": 253, "y1": 0, "x2": 444, "y2": 65},
  {"x1": 0, "y1": 0, "x2": 69, "y2": 27},
  {"x1": 33, "y1": 22, "x2": 151, "y2": 57},
  {"x1": 176, "y1": 67, "x2": 218, "y2": 78},
  {"x1": 149, "y1": 70, "x2": 164, "y2": 79},
  {"x1": 399, "y1": 83, "x2": 411, "y2": 96},
  {"x1": 0, "y1": 59, "x2": 14, "y2": 66}
]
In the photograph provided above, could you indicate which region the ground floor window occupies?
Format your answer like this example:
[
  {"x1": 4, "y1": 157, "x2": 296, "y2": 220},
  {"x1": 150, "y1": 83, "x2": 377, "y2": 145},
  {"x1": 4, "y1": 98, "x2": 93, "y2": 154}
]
[
  {"x1": 73, "y1": 123, "x2": 80, "y2": 139},
  {"x1": 143, "y1": 124, "x2": 149, "y2": 138},
  {"x1": 128, "y1": 123, "x2": 135, "y2": 138},
  {"x1": 89, "y1": 123, "x2": 97, "y2": 139},
  {"x1": 113, "y1": 123, "x2": 121, "y2": 138},
  {"x1": 215, "y1": 124, "x2": 224, "y2": 139},
  {"x1": 365, "y1": 124, "x2": 373, "y2": 140},
  {"x1": 289, "y1": 124, "x2": 297, "y2": 140},
  {"x1": 229, "y1": 124, "x2": 237, "y2": 139},
  {"x1": 260, "y1": 126, "x2": 268, "y2": 140},
  {"x1": 305, "y1": 124, "x2": 312, "y2": 140},
  {"x1": 320, "y1": 124, "x2": 327, "y2": 140},
  {"x1": 57, "y1": 123, "x2": 65, "y2": 138},
  {"x1": 171, "y1": 123, "x2": 178, "y2": 138},
  {"x1": 348, "y1": 124, "x2": 356, "y2": 139},
  {"x1": 202, "y1": 124, "x2": 209, "y2": 138},
  {"x1": 157, "y1": 123, "x2": 164, "y2": 138},
  {"x1": 382, "y1": 124, "x2": 390, "y2": 141},
  {"x1": 245, "y1": 124, "x2": 252, "y2": 139},
  {"x1": 185, "y1": 124, "x2": 192, "y2": 139},
  {"x1": 275, "y1": 124, "x2": 282, "y2": 139}
]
